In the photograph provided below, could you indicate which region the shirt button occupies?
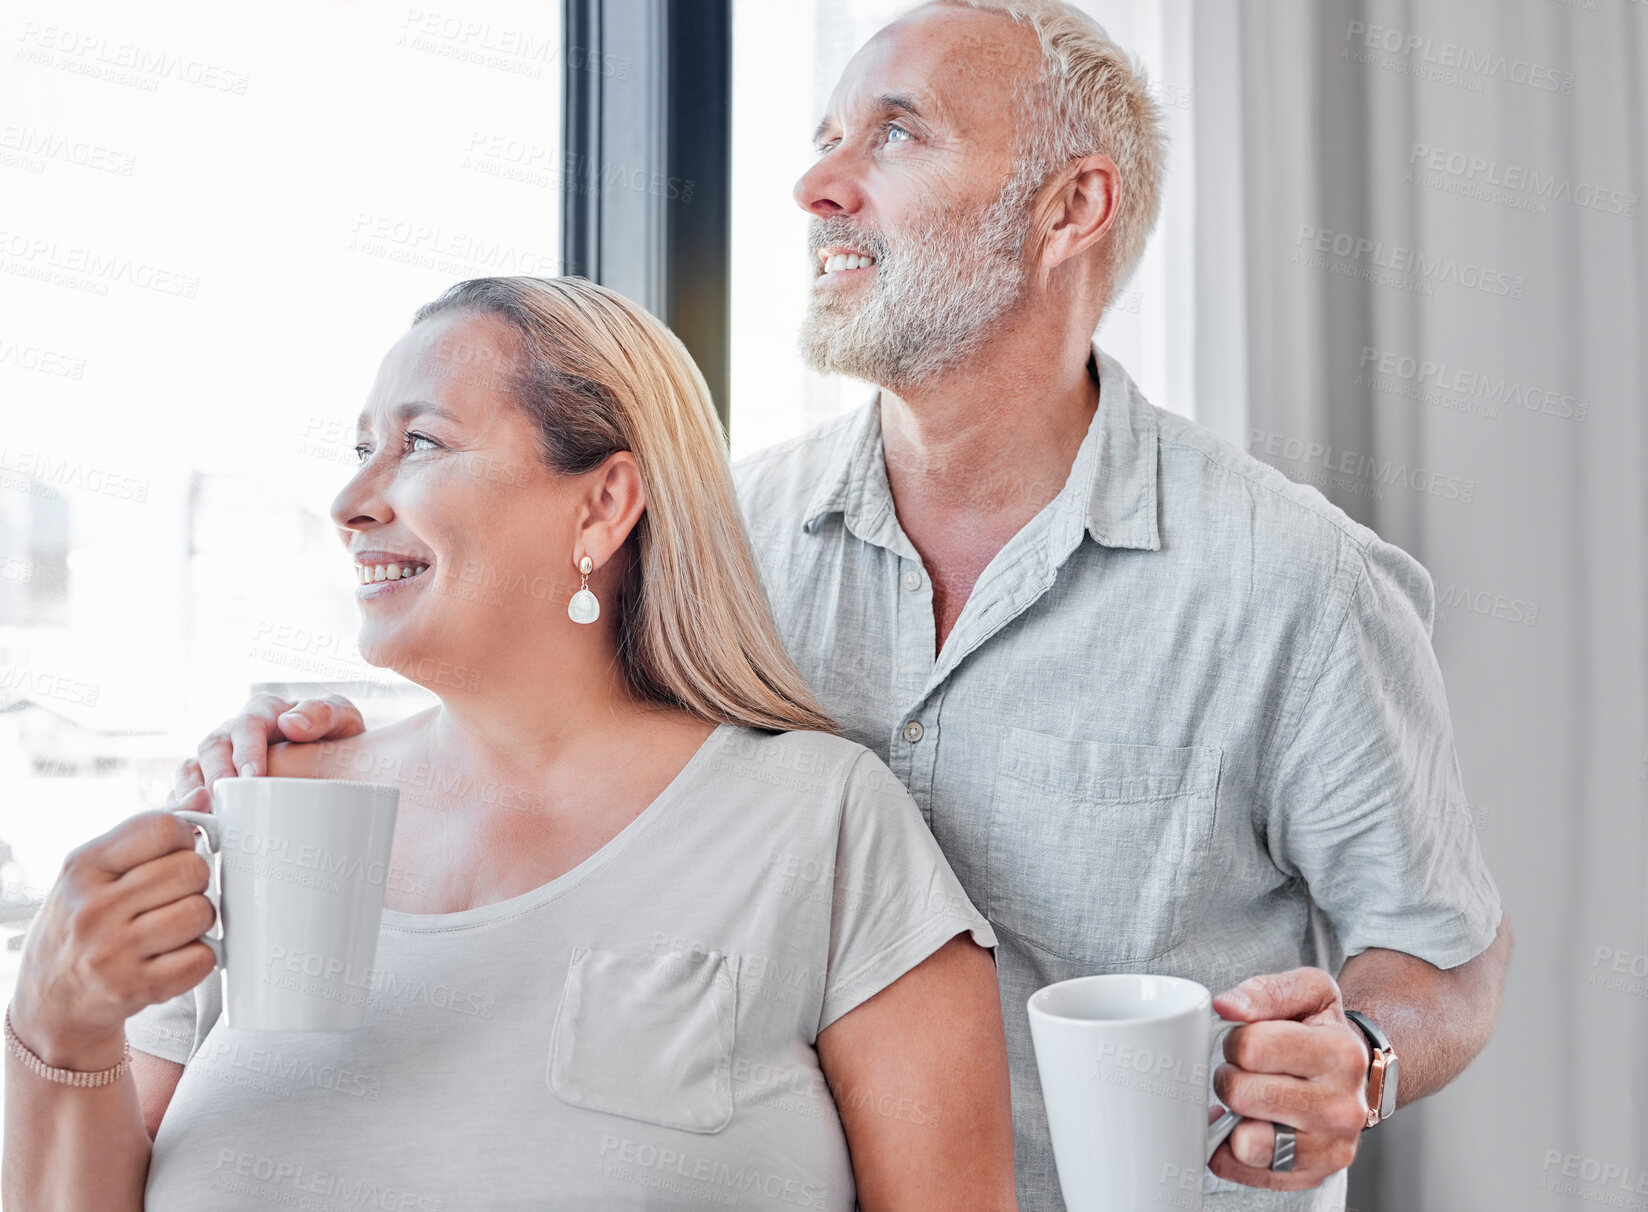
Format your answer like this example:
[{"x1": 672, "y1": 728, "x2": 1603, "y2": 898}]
[
  {"x1": 902, "y1": 569, "x2": 922, "y2": 591},
  {"x1": 902, "y1": 721, "x2": 925, "y2": 743}
]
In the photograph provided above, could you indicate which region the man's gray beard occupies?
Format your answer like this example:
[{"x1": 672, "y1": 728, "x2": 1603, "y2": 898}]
[{"x1": 798, "y1": 168, "x2": 1039, "y2": 391}]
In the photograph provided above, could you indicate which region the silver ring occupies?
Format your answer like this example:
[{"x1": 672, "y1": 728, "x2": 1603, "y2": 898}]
[{"x1": 1270, "y1": 1125, "x2": 1297, "y2": 1173}]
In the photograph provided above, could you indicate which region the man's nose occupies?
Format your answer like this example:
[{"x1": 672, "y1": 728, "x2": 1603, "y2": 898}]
[{"x1": 793, "y1": 150, "x2": 864, "y2": 217}]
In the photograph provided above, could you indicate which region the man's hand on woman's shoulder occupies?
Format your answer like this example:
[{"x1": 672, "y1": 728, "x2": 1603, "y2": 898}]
[{"x1": 172, "y1": 692, "x2": 367, "y2": 793}]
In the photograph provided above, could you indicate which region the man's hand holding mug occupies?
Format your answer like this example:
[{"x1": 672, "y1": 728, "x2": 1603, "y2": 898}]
[{"x1": 1207, "y1": 968, "x2": 1373, "y2": 1191}]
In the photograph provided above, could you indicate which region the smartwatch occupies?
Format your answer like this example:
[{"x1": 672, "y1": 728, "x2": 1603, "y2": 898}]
[{"x1": 1344, "y1": 1010, "x2": 1399, "y2": 1127}]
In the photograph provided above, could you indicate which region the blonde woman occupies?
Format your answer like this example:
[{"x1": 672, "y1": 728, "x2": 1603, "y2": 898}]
[{"x1": 4, "y1": 277, "x2": 1018, "y2": 1211}]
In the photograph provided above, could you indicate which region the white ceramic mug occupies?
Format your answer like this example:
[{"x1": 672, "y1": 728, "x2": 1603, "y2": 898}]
[
  {"x1": 173, "y1": 778, "x2": 399, "y2": 1031},
  {"x1": 1028, "y1": 973, "x2": 1245, "y2": 1212}
]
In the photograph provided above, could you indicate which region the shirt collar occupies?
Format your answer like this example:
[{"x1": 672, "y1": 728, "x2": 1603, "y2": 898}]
[
  {"x1": 1080, "y1": 343, "x2": 1161, "y2": 551},
  {"x1": 800, "y1": 392, "x2": 894, "y2": 544},
  {"x1": 800, "y1": 339, "x2": 1161, "y2": 554}
]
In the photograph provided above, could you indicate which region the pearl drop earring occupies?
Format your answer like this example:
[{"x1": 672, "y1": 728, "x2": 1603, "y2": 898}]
[{"x1": 568, "y1": 555, "x2": 600, "y2": 624}]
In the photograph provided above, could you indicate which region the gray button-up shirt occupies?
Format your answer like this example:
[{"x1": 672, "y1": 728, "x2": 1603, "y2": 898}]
[{"x1": 732, "y1": 345, "x2": 1502, "y2": 1212}]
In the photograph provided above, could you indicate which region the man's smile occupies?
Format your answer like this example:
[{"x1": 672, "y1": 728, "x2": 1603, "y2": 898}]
[{"x1": 816, "y1": 245, "x2": 880, "y2": 277}]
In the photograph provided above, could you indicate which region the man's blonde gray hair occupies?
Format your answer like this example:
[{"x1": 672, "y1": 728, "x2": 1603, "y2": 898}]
[{"x1": 930, "y1": 0, "x2": 1166, "y2": 295}]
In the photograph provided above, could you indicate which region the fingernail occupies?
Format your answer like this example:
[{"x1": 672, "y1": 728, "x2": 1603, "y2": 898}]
[
  {"x1": 238, "y1": 761, "x2": 259, "y2": 778},
  {"x1": 1224, "y1": 990, "x2": 1252, "y2": 1012},
  {"x1": 282, "y1": 710, "x2": 312, "y2": 729}
]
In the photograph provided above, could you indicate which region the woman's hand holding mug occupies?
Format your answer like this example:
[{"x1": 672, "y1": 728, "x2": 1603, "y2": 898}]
[{"x1": 9, "y1": 789, "x2": 218, "y2": 1072}]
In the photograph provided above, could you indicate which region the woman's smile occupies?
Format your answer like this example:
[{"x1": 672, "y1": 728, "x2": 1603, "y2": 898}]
[{"x1": 353, "y1": 550, "x2": 434, "y2": 601}]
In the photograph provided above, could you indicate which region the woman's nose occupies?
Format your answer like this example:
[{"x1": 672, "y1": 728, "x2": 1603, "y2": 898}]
[{"x1": 330, "y1": 460, "x2": 393, "y2": 532}]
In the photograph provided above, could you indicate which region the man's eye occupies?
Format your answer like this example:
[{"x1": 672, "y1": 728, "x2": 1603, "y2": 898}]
[
  {"x1": 407, "y1": 432, "x2": 439, "y2": 453},
  {"x1": 354, "y1": 443, "x2": 372, "y2": 462},
  {"x1": 885, "y1": 123, "x2": 912, "y2": 143}
]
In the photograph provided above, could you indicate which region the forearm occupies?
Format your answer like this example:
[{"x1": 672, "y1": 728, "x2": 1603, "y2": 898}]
[
  {"x1": 1337, "y1": 914, "x2": 1514, "y2": 1106},
  {"x1": 3, "y1": 1033, "x2": 152, "y2": 1212}
]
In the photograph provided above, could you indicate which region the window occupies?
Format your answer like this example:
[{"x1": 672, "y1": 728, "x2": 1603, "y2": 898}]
[{"x1": 0, "y1": 0, "x2": 564, "y2": 1068}]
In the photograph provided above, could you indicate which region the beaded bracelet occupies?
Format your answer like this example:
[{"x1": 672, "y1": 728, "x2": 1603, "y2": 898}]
[{"x1": 3, "y1": 1006, "x2": 131, "y2": 1088}]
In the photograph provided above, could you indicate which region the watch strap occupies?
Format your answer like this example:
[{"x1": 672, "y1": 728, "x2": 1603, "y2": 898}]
[
  {"x1": 1345, "y1": 1010, "x2": 1396, "y2": 1127},
  {"x1": 1344, "y1": 1009, "x2": 1392, "y2": 1053}
]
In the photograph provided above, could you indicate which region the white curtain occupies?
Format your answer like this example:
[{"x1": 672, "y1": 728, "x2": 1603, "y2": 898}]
[{"x1": 1226, "y1": 2, "x2": 1648, "y2": 1208}]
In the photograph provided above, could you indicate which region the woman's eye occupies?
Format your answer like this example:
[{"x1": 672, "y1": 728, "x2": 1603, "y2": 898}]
[{"x1": 354, "y1": 443, "x2": 372, "y2": 462}]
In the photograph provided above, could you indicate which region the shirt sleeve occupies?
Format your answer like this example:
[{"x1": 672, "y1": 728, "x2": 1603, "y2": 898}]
[
  {"x1": 818, "y1": 747, "x2": 996, "y2": 1033},
  {"x1": 125, "y1": 970, "x2": 221, "y2": 1065},
  {"x1": 1260, "y1": 535, "x2": 1502, "y2": 969}
]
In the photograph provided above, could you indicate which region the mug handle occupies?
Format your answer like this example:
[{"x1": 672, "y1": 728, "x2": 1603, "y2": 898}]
[
  {"x1": 1204, "y1": 1017, "x2": 1244, "y2": 1162},
  {"x1": 172, "y1": 809, "x2": 225, "y2": 968}
]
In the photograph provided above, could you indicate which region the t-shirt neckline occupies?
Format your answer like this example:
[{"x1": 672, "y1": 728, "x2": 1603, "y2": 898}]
[{"x1": 380, "y1": 722, "x2": 736, "y2": 933}]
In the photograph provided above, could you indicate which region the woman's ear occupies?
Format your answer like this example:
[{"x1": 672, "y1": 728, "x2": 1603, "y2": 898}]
[{"x1": 575, "y1": 451, "x2": 647, "y2": 569}]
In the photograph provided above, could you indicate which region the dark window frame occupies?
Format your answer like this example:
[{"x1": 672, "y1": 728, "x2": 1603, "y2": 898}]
[{"x1": 562, "y1": 0, "x2": 732, "y2": 435}]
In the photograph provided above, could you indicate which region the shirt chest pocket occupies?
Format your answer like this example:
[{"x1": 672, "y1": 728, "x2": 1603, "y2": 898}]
[
  {"x1": 547, "y1": 947, "x2": 740, "y2": 1134},
  {"x1": 985, "y1": 729, "x2": 1222, "y2": 967}
]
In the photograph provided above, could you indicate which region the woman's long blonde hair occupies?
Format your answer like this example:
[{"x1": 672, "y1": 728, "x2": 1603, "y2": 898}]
[{"x1": 413, "y1": 276, "x2": 839, "y2": 736}]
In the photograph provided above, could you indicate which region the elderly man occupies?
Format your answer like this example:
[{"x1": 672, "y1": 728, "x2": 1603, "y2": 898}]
[{"x1": 187, "y1": 1, "x2": 1510, "y2": 1209}]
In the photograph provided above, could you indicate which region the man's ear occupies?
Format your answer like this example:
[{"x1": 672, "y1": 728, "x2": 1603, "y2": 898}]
[
  {"x1": 1035, "y1": 153, "x2": 1120, "y2": 281},
  {"x1": 574, "y1": 450, "x2": 647, "y2": 570}
]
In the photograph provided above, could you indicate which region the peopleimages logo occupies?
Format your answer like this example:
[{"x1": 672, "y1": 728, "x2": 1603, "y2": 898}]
[
  {"x1": 16, "y1": 23, "x2": 252, "y2": 94},
  {"x1": 194, "y1": 1036, "x2": 383, "y2": 1101},
  {"x1": 1343, "y1": 20, "x2": 1576, "y2": 94},
  {"x1": 1357, "y1": 346, "x2": 1589, "y2": 422},
  {"x1": 220, "y1": 822, "x2": 413, "y2": 890},
  {"x1": 0, "y1": 665, "x2": 99, "y2": 707},
  {"x1": 1539, "y1": 1150, "x2": 1648, "y2": 1202},
  {"x1": 347, "y1": 212, "x2": 561, "y2": 277},
  {"x1": 210, "y1": 1150, "x2": 444, "y2": 1211},
  {"x1": 596, "y1": 1135, "x2": 828, "y2": 1210},
  {"x1": 1295, "y1": 225, "x2": 1525, "y2": 299},
  {"x1": 0, "y1": 445, "x2": 150, "y2": 502},
  {"x1": 0, "y1": 125, "x2": 136, "y2": 175},
  {"x1": 1249, "y1": 428, "x2": 1477, "y2": 503},
  {"x1": 1433, "y1": 585, "x2": 1539, "y2": 627},
  {"x1": 0, "y1": 229, "x2": 200, "y2": 299},
  {"x1": 0, "y1": 336, "x2": 86, "y2": 379},
  {"x1": 1409, "y1": 143, "x2": 1637, "y2": 217},
  {"x1": 1589, "y1": 945, "x2": 1648, "y2": 999}
]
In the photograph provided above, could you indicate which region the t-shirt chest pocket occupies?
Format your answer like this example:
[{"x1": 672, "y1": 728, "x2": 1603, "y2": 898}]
[
  {"x1": 985, "y1": 728, "x2": 1222, "y2": 966},
  {"x1": 547, "y1": 946, "x2": 740, "y2": 1134}
]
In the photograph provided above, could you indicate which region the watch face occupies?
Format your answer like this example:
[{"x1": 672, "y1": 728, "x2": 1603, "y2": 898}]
[{"x1": 1380, "y1": 1055, "x2": 1400, "y2": 1120}]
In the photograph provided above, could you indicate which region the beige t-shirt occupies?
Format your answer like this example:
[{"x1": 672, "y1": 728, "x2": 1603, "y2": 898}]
[{"x1": 128, "y1": 724, "x2": 994, "y2": 1211}]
